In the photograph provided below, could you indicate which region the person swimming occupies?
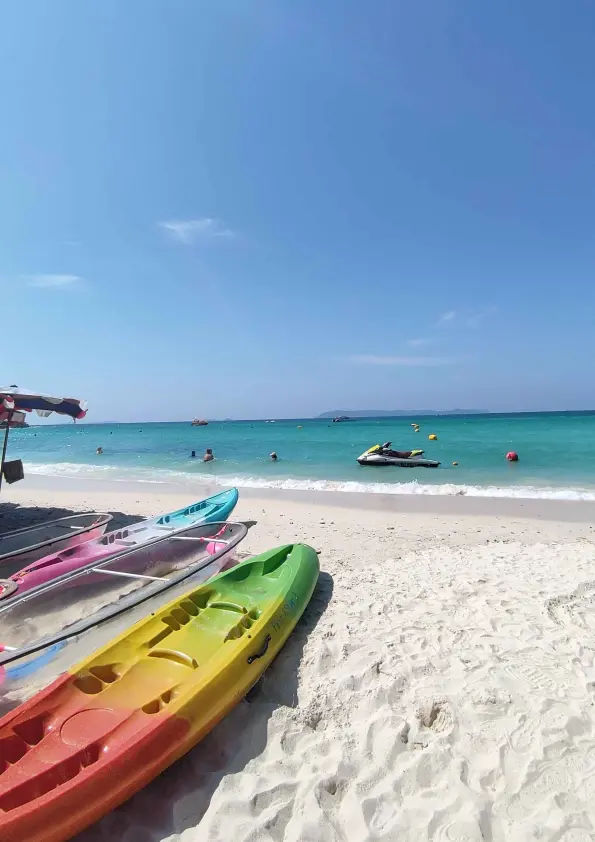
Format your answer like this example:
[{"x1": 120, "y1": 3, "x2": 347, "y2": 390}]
[
  {"x1": 203, "y1": 448, "x2": 214, "y2": 462},
  {"x1": 190, "y1": 450, "x2": 196, "y2": 458},
  {"x1": 270, "y1": 451, "x2": 278, "y2": 461},
  {"x1": 96, "y1": 447, "x2": 103, "y2": 455}
]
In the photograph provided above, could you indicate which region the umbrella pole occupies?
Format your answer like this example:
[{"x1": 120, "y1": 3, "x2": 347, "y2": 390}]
[{"x1": 0, "y1": 411, "x2": 13, "y2": 493}]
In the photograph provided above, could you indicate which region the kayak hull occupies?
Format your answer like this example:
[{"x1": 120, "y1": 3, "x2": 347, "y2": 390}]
[
  {"x1": 0, "y1": 521, "x2": 248, "y2": 690},
  {"x1": 0, "y1": 514, "x2": 112, "y2": 579},
  {"x1": 0, "y1": 544, "x2": 319, "y2": 842},
  {"x1": 1, "y1": 488, "x2": 239, "y2": 600}
]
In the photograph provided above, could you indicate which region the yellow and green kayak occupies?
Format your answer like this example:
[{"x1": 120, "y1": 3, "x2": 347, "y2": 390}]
[{"x1": 0, "y1": 543, "x2": 319, "y2": 842}]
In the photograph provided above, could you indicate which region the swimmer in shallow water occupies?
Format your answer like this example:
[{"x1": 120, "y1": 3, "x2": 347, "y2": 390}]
[
  {"x1": 270, "y1": 451, "x2": 278, "y2": 461},
  {"x1": 96, "y1": 447, "x2": 103, "y2": 455},
  {"x1": 190, "y1": 450, "x2": 196, "y2": 458},
  {"x1": 203, "y1": 448, "x2": 214, "y2": 462}
]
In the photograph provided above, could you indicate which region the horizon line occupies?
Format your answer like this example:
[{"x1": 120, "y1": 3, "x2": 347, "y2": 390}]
[{"x1": 28, "y1": 408, "x2": 595, "y2": 426}]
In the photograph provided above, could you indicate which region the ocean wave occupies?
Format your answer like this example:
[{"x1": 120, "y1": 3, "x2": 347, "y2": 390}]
[
  {"x1": 211, "y1": 475, "x2": 595, "y2": 500},
  {"x1": 26, "y1": 462, "x2": 169, "y2": 484},
  {"x1": 24, "y1": 461, "x2": 595, "y2": 501}
]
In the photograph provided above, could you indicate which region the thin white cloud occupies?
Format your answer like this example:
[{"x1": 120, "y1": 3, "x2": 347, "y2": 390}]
[
  {"x1": 26, "y1": 274, "x2": 81, "y2": 288},
  {"x1": 437, "y1": 307, "x2": 497, "y2": 328},
  {"x1": 438, "y1": 310, "x2": 456, "y2": 323},
  {"x1": 466, "y1": 306, "x2": 498, "y2": 329},
  {"x1": 158, "y1": 217, "x2": 234, "y2": 244},
  {"x1": 407, "y1": 337, "x2": 433, "y2": 348},
  {"x1": 346, "y1": 354, "x2": 454, "y2": 367}
]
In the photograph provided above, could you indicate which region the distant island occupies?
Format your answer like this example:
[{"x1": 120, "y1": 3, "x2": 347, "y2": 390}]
[{"x1": 317, "y1": 409, "x2": 487, "y2": 418}]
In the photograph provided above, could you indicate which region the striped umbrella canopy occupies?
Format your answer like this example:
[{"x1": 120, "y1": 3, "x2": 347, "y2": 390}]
[
  {"x1": 0, "y1": 386, "x2": 88, "y2": 490},
  {"x1": 0, "y1": 386, "x2": 87, "y2": 422}
]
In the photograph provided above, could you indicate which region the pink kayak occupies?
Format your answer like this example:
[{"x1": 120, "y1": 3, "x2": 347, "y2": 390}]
[
  {"x1": 0, "y1": 520, "x2": 249, "y2": 690},
  {"x1": 0, "y1": 528, "x2": 230, "y2": 600},
  {"x1": 0, "y1": 513, "x2": 112, "y2": 581},
  {"x1": 0, "y1": 488, "x2": 239, "y2": 601}
]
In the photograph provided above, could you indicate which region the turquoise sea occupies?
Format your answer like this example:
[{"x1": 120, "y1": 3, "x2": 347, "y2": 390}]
[{"x1": 5, "y1": 412, "x2": 595, "y2": 500}]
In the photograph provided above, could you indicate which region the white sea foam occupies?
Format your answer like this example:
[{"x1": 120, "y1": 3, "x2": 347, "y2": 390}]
[
  {"x1": 26, "y1": 462, "x2": 169, "y2": 484},
  {"x1": 25, "y1": 461, "x2": 595, "y2": 501},
  {"x1": 212, "y1": 475, "x2": 595, "y2": 500}
]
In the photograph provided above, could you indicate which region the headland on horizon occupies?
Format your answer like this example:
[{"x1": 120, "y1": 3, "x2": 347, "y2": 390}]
[{"x1": 317, "y1": 408, "x2": 488, "y2": 418}]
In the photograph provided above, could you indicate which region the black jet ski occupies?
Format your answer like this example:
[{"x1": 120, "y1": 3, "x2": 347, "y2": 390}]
[{"x1": 357, "y1": 442, "x2": 441, "y2": 468}]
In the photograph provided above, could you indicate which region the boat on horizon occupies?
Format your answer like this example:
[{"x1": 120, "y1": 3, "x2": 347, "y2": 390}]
[{"x1": 191, "y1": 418, "x2": 208, "y2": 426}]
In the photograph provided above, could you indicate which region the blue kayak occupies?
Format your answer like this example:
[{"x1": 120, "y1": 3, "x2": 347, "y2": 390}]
[
  {"x1": 150, "y1": 487, "x2": 239, "y2": 529},
  {"x1": 0, "y1": 488, "x2": 240, "y2": 601}
]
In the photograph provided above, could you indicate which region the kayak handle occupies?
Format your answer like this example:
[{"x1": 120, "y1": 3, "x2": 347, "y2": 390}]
[{"x1": 247, "y1": 635, "x2": 271, "y2": 664}]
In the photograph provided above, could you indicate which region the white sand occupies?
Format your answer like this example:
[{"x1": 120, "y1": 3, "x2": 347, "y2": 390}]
[{"x1": 3, "y1": 477, "x2": 595, "y2": 841}]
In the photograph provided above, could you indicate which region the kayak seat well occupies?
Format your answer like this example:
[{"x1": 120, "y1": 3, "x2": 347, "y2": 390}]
[
  {"x1": 0, "y1": 743, "x2": 101, "y2": 812},
  {"x1": 0, "y1": 715, "x2": 101, "y2": 813},
  {"x1": 182, "y1": 501, "x2": 207, "y2": 516},
  {"x1": 222, "y1": 546, "x2": 293, "y2": 583},
  {"x1": 0, "y1": 716, "x2": 47, "y2": 773},
  {"x1": 75, "y1": 652, "x2": 194, "y2": 706},
  {"x1": 100, "y1": 529, "x2": 130, "y2": 545}
]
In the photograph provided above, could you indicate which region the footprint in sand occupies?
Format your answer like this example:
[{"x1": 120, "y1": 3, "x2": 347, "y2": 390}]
[
  {"x1": 517, "y1": 763, "x2": 574, "y2": 813},
  {"x1": 558, "y1": 830, "x2": 595, "y2": 842},
  {"x1": 436, "y1": 821, "x2": 485, "y2": 842},
  {"x1": 547, "y1": 582, "x2": 595, "y2": 631},
  {"x1": 415, "y1": 699, "x2": 454, "y2": 734}
]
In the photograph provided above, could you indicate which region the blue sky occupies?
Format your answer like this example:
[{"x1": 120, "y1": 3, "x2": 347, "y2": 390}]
[{"x1": 3, "y1": 0, "x2": 595, "y2": 421}]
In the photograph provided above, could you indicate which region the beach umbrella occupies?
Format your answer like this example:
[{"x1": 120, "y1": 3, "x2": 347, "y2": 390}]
[{"x1": 0, "y1": 386, "x2": 88, "y2": 491}]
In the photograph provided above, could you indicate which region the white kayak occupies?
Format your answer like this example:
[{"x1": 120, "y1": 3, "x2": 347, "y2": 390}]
[{"x1": 0, "y1": 513, "x2": 112, "y2": 579}]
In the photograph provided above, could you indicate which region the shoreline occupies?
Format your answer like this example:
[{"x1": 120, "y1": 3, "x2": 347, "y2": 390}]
[
  {"x1": 22, "y1": 459, "x2": 595, "y2": 503},
  {"x1": 3, "y1": 471, "x2": 595, "y2": 526}
]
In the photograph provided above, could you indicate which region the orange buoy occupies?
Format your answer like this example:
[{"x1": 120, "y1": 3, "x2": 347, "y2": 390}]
[{"x1": 506, "y1": 451, "x2": 518, "y2": 462}]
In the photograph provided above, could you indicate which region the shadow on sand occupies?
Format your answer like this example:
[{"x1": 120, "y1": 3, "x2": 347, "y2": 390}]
[
  {"x1": 0, "y1": 505, "x2": 255, "y2": 539},
  {"x1": 0, "y1": 502, "x2": 143, "y2": 535},
  {"x1": 76, "y1": 570, "x2": 334, "y2": 842}
]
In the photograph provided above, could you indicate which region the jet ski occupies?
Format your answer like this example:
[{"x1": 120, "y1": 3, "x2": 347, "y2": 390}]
[{"x1": 357, "y1": 443, "x2": 441, "y2": 468}]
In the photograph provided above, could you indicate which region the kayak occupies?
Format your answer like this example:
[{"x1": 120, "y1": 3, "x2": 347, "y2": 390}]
[
  {"x1": 0, "y1": 488, "x2": 239, "y2": 600},
  {"x1": 0, "y1": 521, "x2": 248, "y2": 693},
  {"x1": 0, "y1": 513, "x2": 112, "y2": 579},
  {"x1": 0, "y1": 543, "x2": 319, "y2": 842}
]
